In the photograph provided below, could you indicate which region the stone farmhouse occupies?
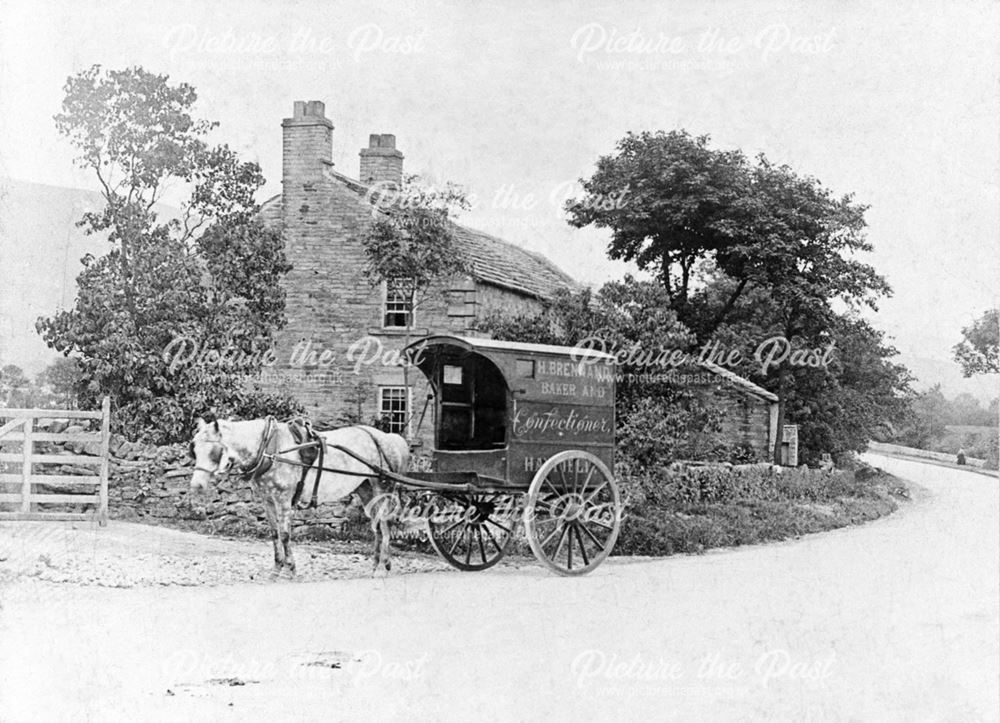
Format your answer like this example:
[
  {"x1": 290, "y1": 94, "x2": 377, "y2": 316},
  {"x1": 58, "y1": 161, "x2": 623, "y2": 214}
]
[
  {"x1": 259, "y1": 100, "x2": 779, "y2": 461},
  {"x1": 259, "y1": 100, "x2": 577, "y2": 438}
]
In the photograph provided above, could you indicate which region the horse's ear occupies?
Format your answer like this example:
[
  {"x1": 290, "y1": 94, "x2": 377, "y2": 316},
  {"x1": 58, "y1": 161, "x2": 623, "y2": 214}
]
[
  {"x1": 212, "y1": 419, "x2": 220, "y2": 434},
  {"x1": 196, "y1": 417, "x2": 206, "y2": 432}
]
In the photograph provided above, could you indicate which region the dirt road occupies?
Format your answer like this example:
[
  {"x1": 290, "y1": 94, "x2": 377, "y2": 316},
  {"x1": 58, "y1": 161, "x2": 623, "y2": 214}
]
[{"x1": 1, "y1": 454, "x2": 997, "y2": 721}]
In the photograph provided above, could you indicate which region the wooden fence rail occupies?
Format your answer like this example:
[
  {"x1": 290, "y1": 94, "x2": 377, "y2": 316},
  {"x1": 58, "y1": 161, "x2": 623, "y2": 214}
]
[{"x1": 0, "y1": 396, "x2": 110, "y2": 524}]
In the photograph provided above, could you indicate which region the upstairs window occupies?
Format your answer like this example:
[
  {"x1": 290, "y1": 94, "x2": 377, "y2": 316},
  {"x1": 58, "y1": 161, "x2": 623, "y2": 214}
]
[{"x1": 383, "y1": 279, "x2": 413, "y2": 328}]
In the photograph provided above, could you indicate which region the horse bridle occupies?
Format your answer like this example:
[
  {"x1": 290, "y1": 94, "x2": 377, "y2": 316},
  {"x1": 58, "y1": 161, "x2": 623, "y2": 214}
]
[{"x1": 192, "y1": 417, "x2": 277, "y2": 480}]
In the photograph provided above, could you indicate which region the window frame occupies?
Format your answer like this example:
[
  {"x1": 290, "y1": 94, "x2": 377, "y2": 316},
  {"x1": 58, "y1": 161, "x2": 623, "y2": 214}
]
[
  {"x1": 382, "y1": 279, "x2": 415, "y2": 329},
  {"x1": 378, "y1": 385, "x2": 411, "y2": 436}
]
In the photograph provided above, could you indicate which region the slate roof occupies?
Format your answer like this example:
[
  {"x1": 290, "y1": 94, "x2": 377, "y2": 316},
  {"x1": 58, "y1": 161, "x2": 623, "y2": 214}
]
[
  {"x1": 448, "y1": 224, "x2": 579, "y2": 300},
  {"x1": 699, "y1": 360, "x2": 779, "y2": 402},
  {"x1": 260, "y1": 170, "x2": 578, "y2": 301}
]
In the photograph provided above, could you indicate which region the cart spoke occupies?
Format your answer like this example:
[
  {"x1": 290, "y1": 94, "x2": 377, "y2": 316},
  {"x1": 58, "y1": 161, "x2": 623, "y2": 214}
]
[
  {"x1": 579, "y1": 520, "x2": 606, "y2": 549},
  {"x1": 440, "y1": 517, "x2": 466, "y2": 536},
  {"x1": 567, "y1": 525, "x2": 574, "y2": 569},
  {"x1": 541, "y1": 519, "x2": 566, "y2": 549},
  {"x1": 476, "y1": 525, "x2": 488, "y2": 564},
  {"x1": 574, "y1": 525, "x2": 590, "y2": 566},
  {"x1": 448, "y1": 523, "x2": 466, "y2": 557},
  {"x1": 551, "y1": 523, "x2": 569, "y2": 562},
  {"x1": 464, "y1": 528, "x2": 473, "y2": 566},
  {"x1": 482, "y1": 522, "x2": 504, "y2": 554},
  {"x1": 582, "y1": 479, "x2": 610, "y2": 507},
  {"x1": 485, "y1": 517, "x2": 513, "y2": 535}
]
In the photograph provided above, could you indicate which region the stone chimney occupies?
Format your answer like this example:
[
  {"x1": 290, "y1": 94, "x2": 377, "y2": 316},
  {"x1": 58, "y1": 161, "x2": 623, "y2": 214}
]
[
  {"x1": 282, "y1": 100, "x2": 334, "y2": 190},
  {"x1": 359, "y1": 134, "x2": 404, "y2": 187}
]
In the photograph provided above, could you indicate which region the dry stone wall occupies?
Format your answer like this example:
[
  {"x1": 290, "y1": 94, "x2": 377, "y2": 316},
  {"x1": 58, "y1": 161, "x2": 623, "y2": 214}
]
[{"x1": 21, "y1": 420, "x2": 371, "y2": 540}]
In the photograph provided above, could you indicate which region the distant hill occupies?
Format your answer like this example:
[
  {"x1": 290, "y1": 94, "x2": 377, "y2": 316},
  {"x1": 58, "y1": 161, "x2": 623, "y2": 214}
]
[
  {"x1": 0, "y1": 179, "x2": 178, "y2": 376},
  {"x1": 0, "y1": 179, "x2": 110, "y2": 375}
]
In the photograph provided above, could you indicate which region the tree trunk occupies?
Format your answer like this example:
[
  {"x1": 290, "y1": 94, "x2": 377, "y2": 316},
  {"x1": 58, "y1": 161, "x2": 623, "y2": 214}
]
[
  {"x1": 706, "y1": 277, "x2": 749, "y2": 336},
  {"x1": 771, "y1": 366, "x2": 792, "y2": 465}
]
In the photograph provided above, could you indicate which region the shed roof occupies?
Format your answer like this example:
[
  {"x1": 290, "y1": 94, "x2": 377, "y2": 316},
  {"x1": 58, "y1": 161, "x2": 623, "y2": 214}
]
[{"x1": 699, "y1": 360, "x2": 779, "y2": 402}]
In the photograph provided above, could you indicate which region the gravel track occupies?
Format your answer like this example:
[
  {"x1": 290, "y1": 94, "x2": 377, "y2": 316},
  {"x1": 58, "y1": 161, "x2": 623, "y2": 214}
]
[{"x1": 0, "y1": 520, "x2": 532, "y2": 588}]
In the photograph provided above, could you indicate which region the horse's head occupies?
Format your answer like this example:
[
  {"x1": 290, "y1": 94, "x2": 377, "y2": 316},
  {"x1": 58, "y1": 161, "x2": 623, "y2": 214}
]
[{"x1": 189, "y1": 418, "x2": 239, "y2": 492}]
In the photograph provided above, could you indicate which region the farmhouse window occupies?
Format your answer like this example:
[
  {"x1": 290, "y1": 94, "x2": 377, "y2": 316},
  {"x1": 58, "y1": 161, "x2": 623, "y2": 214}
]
[
  {"x1": 383, "y1": 279, "x2": 413, "y2": 328},
  {"x1": 378, "y1": 386, "x2": 409, "y2": 435}
]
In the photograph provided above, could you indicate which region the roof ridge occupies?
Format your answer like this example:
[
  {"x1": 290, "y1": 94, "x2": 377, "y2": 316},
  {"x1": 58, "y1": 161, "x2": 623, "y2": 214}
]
[{"x1": 266, "y1": 172, "x2": 579, "y2": 301}]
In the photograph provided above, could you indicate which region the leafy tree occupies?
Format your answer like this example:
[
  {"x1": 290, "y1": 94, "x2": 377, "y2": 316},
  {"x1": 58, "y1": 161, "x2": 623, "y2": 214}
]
[
  {"x1": 36, "y1": 65, "x2": 298, "y2": 443},
  {"x1": 584, "y1": 139, "x2": 892, "y2": 463},
  {"x1": 785, "y1": 315, "x2": 913, "y2": 464},
  {"x1": 694, "y1": 273, "x2": 910, "y2": 464},
  {"x1": 944, "y1": 393, "x2": 994, "y2": 427},
  {"x1": 565, "y1": 130, "x2": 749, "y2": 322},
  {"x1": 0, "y1": 365, "x2": 32, "y2": 407},
  {"x1": 953, "y1": 308, "x2": 999, "y2": 376},
  {"x1": 896, "y1": 385, "x2": 949, "y2": 449},
  {"x1": 35, "y1": 358, "x2": 83, "y2": 408},
  {"x1": 362, "y1": 174, "x2": 471, "y2": 319},
  {"x1": 567, "y1": 133, "x2": 885, "y2": 339}
]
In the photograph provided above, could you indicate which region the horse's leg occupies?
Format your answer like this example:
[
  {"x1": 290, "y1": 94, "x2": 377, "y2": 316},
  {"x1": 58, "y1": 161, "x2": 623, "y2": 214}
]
[
  {"x1": 372, "y1": 479, "x2": 393, "y2": 574},
  {"x1": 262, "y1": 495, "x2": 284, "y2": 574},
  {"x1": 355, "y1": 481, "x2": 383, "y2": 574},
  {"x1": 279, "y1": 497, "x2": 296, "y2": 576}
]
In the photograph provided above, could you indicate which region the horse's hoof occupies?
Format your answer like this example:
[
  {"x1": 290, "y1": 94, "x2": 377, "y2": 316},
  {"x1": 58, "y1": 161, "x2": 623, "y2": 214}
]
[{"x1": 372, "y1": 567, "x2": 388, "y2": 579}]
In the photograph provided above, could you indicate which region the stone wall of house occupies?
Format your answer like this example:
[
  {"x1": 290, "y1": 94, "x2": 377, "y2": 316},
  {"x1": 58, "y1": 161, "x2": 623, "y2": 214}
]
[
  {"x1": 263, "y1": 178, "x2": 547, "y2": 429},
  {"x1": 260, "y1": 100, "x2": 554, "y2": 430}
]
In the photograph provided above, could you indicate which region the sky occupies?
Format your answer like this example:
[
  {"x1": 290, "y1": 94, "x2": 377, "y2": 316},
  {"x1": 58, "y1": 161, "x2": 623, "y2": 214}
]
[{"x1": 1, "y1": 0, "x2": 998, "y2": 399}]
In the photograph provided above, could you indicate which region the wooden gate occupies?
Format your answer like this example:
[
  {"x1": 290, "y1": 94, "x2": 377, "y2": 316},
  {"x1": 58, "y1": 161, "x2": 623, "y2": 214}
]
[{"x1": 0, "y1": 397, "x2": 110, "y2": 524}]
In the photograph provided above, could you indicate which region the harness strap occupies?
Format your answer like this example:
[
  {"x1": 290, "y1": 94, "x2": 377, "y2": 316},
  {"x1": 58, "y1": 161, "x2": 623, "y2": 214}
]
[
  {"x1": 290, "y1": 419, "x2": 324, "y2": 510},
  {"x1": 239, "y1": 416, "x2": 276, "y2": 481},
  {"x1": 289, "y1": 426, "x2": 395, "y2": 510}
]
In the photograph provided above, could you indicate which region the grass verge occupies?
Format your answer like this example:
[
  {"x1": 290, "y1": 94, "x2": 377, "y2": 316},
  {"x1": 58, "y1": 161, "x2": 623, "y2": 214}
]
[{"x1": 614, "y1": 465, "x2": 909, "y2": 556}]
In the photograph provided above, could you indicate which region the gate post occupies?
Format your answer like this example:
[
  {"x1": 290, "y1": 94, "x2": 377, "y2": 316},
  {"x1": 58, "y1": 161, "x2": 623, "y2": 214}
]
[
  {"x1": 20, "y1": 416, "x2": 32, "y2": 513},
  {"x1": 98, "y1": 396, "x2": 110, "y2": 526}
]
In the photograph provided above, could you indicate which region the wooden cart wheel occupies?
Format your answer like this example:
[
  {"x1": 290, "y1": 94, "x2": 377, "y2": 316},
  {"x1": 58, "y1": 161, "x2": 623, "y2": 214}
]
[
  {"x1": 427, "y1": 492, "x2": 518, "y2": 571},
  {"x1": 523, "y1": 450, "x2": 621, "y2": 576}
]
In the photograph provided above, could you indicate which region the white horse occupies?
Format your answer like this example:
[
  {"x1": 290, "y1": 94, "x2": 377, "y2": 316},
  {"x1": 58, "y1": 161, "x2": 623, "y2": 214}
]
[{"x1": 189, "y1": 417, "x2": 410, "y2": 576}]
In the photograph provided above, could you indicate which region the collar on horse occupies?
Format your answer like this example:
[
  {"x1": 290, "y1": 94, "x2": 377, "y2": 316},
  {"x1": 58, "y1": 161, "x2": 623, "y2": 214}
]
[{"x1": 238, "y1": 416, "x2": 278, "y2": 480}]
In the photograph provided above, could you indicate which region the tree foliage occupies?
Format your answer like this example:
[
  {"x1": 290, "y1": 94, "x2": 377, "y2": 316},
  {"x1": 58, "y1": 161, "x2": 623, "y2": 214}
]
[
  {"x1": 361, "y1": 174, "x2": 471, "y2": 312},
  {"x1": 953, "y1": 308, "x2": 999, "y2": 376},
  {"x1": 569, "y1": 130, "x2": 894, "y2": 463},
  {"x1": 36, "y1": 65, "x2": 299, "y2": 443},
  {"x1": 567, "y1": 131, "x2": 887, "y2": 339},
  {"x1": 0, "y1": 361, "x2": 84, "y2": 408},
  {"x1": 477, "y1": 277, "x2": 733, "y2": 468}
]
